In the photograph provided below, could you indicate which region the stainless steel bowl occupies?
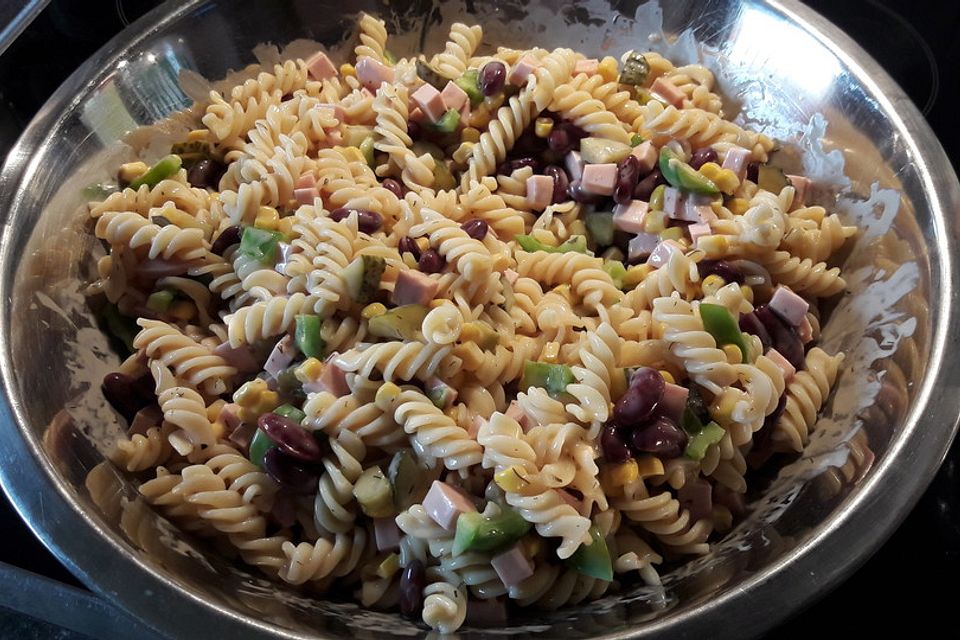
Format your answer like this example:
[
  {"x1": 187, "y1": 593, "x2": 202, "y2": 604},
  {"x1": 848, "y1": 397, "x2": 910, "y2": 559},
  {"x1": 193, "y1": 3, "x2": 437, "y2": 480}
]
[{"x1": 1, "y1": 0, "x2": 958, "y2": 638}]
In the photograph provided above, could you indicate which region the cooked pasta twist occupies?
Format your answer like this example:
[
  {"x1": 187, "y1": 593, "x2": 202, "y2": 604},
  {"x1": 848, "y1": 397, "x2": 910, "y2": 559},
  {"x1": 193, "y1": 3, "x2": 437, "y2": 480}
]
[
  {"x1": 432, "y1": 23, "x2": 483, "y2": 79},
  {"x1": 95, "y1": 212, "x2": 206, "y2": 262},
  {"x1": 516, "y1": 251, "x2": 621, "y2": 309},
  {"x1": 652, "y1": 296, "x2": 736, "y2": 395},
  {"x1": 134, "y1": 319, "x2": 236, "y2": 396},
  {"x1": 773, "y1": 347, "x2": 844, "y2": 452}
]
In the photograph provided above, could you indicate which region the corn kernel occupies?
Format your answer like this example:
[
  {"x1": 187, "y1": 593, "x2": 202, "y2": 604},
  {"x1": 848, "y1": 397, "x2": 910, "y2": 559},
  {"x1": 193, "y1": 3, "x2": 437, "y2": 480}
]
[
  {"x1": 461, "y1": 127, "x2": 481, "y2": 143},
  {"x1": 728, "y1": 198, "x2": 750, "y2": 216},
  {"x1": 340, "y1": 146, "x2": 365, "y2": 164},
  {"x1": 375, "y1": 382, "x2": 402, "y2": 409},
  {"x1": 659, "y1": 370, "x2": 675, "y2": 385},
  {"x1": 295, "y1": 357, "x2": 324, "y2": 383},
  {"x1": 254, "y1": 390, "x2": 281, "y2": 415},
  {"x1": 740, "y1": 284, "x2": 754, "y2": 303},
  {"x1": 698, "y1": 235, "x2": 729, "y2": 258},
  {"x1": 415, "y1": 237, "x2": 431, "y2": 253},
  {"x1": 495, "y1": 466, "x2": 532, "y2": 494},
  {"x1": 722, "y1": 344, "x2": 742, "y2": 364},
  {"x1": 711, "y1": 392, "x2": 738, "y2": 427},
  {"x1": 541, "y1": 341, "x2": 561, "y2": 364},
  {"x1": 598, "y1": 56, "x2": 619, "y2": 83},
  {"x1": 610, "y1": 460, "x2": 639, "y2": 487},
  {"x1": 376, "y1": 553, "x2": 400, "y2": 579},
  {"x1": 276, "y1": 216, "x2": 294, "y2": 236},
  {"x1": 649, "y1": 185, "x2": 666, "y2": 212},
  {"x1": 701, "y1": 274, "x2": 726, "y2": 297},
  {"x1": 635, "y1": 454, "x2": 665, "y2": 479},
  {"x1": 623, "y1": 264, "x2": 653, "y2": 287},
  {"x1": 206, "y1": 399, "x2": 226, "y2": 422},
  {"x1": 659, "y1": 226, "x2": 684, "y2": 242},
  {"x1": 186, "y1": 129, "x2": 208, "y2": 143},
  {"x1": 361, "y1": 303, "x2": 387, "y2": 319},
  {"x1": 339, "y1": 63, "x2": 356, "y2": 78},
  {"x1": 534, "y1": 117, "x2": 554, "y2": 138},
  {"x1": 168, "y1": 300, "x2": 196, "y2": 322},
  {"x1": 234, "y1": 379, "x2": 268, "y2": 408},
  {"x1": 118, "y1": 161, "x2": 148, "y2": 184},
  {"x1": 644, "y1": 209, "x2": 668, "y2": 234},
  {"x1": 698, "y1": 162, "x2": 740, "y2": 194},
  {"x1": 254, "y1": 206, "x2": 280, "y2": 230},
  {"x1": 210, "y1": 420, "x2": 225, "y2": 440}
]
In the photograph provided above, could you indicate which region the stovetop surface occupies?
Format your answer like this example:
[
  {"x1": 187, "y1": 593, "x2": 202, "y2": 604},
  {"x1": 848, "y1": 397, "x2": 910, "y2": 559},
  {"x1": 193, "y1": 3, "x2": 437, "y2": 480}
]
[{"x1": 0, "y1": 1, "x2": 957, "y2": 638}]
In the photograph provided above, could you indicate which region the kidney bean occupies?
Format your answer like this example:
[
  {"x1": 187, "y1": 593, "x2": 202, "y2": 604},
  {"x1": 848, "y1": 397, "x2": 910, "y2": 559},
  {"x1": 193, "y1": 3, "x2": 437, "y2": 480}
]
[
  {"x1": 614, "y1": 155, "x2": 641, "y2": 205},
  {"x1": 211, "y1": 225, "x2": 242, "y2": 256},
  {"x1": 102, "y1": 372, "x2": 151, "y2": 423},
  {"x1": 497, "y1": 157, "x2": 540, "y2": 176},
  {"x1": 614, "y1": 368, "x2": 664, "y2": 426},
  {"x1": 400, "y1": 559, "x2": 426, "y2": 616},
  {"x1": 382, "y1": 178, "x2": 404, "y2": 198},
  {"x1": 739, "y1": 311, "x2": 772, "y2": 354},
  {"x1": 399, "y1": 236, "x2": 421, "y2": 261},
  {"x1": 330, "y1": 207, "x2": 383, "y2": 234},
  {"x1": 543, "y1": 165, "x2": 570, "y2": 204},
  {"x1": 567, "y1": 180, "x2": 603, "y2": 204},
  {"x1": 631, "y1": 417, "x2": 688, "y2": 459},
  {"x1": 187, "y1": 158, "x2": 225, "y2": 189},
  {"x1": 755, "y1": 305, "x2": 804, "y2": 370},
  {"x1": 407, "y1": 120, "x2": 422, "y2": 140},
  {"x1": 558, "y1": 121, "x2": 588, "y2": 141},
  {"x1": 697, "y1": 259, "x2": 745, "y2": 285},
  {"x1": 461, "y1": 219, "x2": 489, "y2": 240},
  {"x1": 634, "y1": 168, "x2": 665, "y2": 200},
  {"x1": 480, "y1": 61, "x2": 507, "y2": 96},
  {"x1": 548, "y1": 127, "x2": 572, "y2": 155},
  {"x1": 257, "y1": 413, "x2": 323, "y2": 462},
  {"x1": 600, "y1": 423, "x2": 632, "y2": 463},
  {"x1": 418, "y1": 249, "x2": 445, "y2": 274},
  {"x1": 690, "y1": 148, "x2": 718, "y2": 170},
  {"x1": 262, "y1": 448, "x2": 319, "y2": 494}
]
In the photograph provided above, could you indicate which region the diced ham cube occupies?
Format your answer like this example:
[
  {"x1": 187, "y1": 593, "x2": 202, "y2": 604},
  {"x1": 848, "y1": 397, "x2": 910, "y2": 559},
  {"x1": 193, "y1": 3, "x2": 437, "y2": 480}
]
[
  {"x1": 411, "y1": 82, "x2": 446, "y2": 123},
  {"x1": 769, "y1": 286, "x2": 809, "y2": 327},
  {"x1": 213, "y1": 342, "x2": 260, "y2": 373},
  {"x1": 580, "y1": 163, "x2": 617, "y2": 196},
  {"x1": 630, "y1": 141, "x2": 658, "y2": 174},
  {"x1": 678, "y1": 479, "x2": 713, "y2": 521},
  {"x1": 408, "y1": 106, "x2": 426, "y2": 123},
  {"x1": 295, "y1": 173, "x2": 317, "y2": 190},
  {"x1": 787, "y1": 174, "x2": 813, "y2": 210},
  {"x1": 574, "y1": 58, "x2": 599, "y2": 75},
  {"x1": 441, "y1": 81, "x2": 469, "y2": 111},
  {"x1": 318, "y1": 360, "x2": 350, "y2": 397},
  {"x1": 658, "y1": 382, "x2": 688, "y2": 423},
  {"x1": 219, "y1": 403, "x2": 244, "y2": 434},
  {"x1": 765, "y1": 348, "x2": 796, "y2": 383},
  {"x1": 628, "y1": 232, "x2": 660, "y2": 262},
  {"x1": 392, "y1": 270, "x2": 440, "y2": 307},
  {"x1": 306, "y1": 51, "x2": 338, "y2": 81},
  {"x1": 264, "y1": 335, "x2": 297, "y2": 378},
  {"x1": 294, "y1": 187, "x2": 319, "y2": 205},
  {"x1": 355, "y1": 56, "x2": 396, "y2": 92},
  {"x1": 508, "y1": 56, "x2": 541, "y2": 86},
  {"x1": 423, "y1": 480, "x2": 477, "y2": 530},
  {"x1": 662, "y1": 186, "x2": 685, "y2": 218},
  {"x1": 459, "y1": 100, "x2": 471, "y2": 125},
  {"x1": 646, "y1": 239, "x2": 684, "y2": 268},
  {"x1": 227, "y1": 420, "x2": 256, "y2": 454},
  {"x1": 565, "y1": 150, "x2": 585, "y2": 182},
  {"x1": 687, "y1": 222, "x2": 713, "y2": 246},
  {"x1": 613, "y1": 200, "x2": 650, "y2": 234},
  {"x1": 651, "y1": 77, "x2": 686, "y2": 108},
  {"x1": 798, "y1": 315, "x2": 814, "y2": 344},
  {"x1": 525, "y1": 175, "x2": 554, "y2": 210},
  {"x1": 504, "y1": 400, "x2": 529, "y2": 431},
  {"x1": 128, "y1": 404, "x2": 162, "y2": 437},
  {"x1": 491, "y1": 545, "x2": 535, "y2": 588},
  {"x1": 503, "y1": 269, "x2": 519, "y2": 286},
  {"x1": 721, "y1": 146, "x2": 750, "y2": 181},
  {"x1": 374, "y1": 517, "x2": 401, "y2": 551}
]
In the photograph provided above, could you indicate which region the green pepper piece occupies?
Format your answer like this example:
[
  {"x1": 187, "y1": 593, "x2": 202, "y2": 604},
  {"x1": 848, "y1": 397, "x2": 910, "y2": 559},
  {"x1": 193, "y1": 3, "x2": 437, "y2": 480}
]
[
  {"x1": 275, "y1": 366, "x2": 306, "y2": 404},
  {"x1": 658, "y1": 147, "x2": 720, "y2": 195},
  {"x1": 146, "y1": 290, "x2": 175, "y2": 313},
  {"x1": 455, "y1": 69, "x2": 484, "y2": 106},
  {"x1": 685, "y1": 421, "x2": 725, "y2": 461},
  {"x1": 432, "y1": 109, "x2": 461, "y2": 133},
  {"x1": 128, "y1": 154, "x2": 182, "y2": 190},
  {"x1": 618, "y1": 51, "x2": 649, "y2": 87},
  {"x1": 699, "y1": 303, "x2": 748, "y2": 362},
  {"x1": 630, "y1": 133, "x2": 644, "y2": 147},
  {"x1": 585, "y1": 211, "x2": 614, "y2": 247},
  {"x1": 273, "y1": 404, "x2": 306, "y2": 425},
  {"x1": 453, "y1": 508, "x2": 532, "y2": 556},
  {"x1": 681, "y1": 405, "x2": 704, "y2": 434},
  {"x1": 515, "y1": 234, "x2": 589, "y2": 254},
  {"x1": 567, "y1": 526, "x2": 613, "y2": 581},
  {"x1": 294, "y1": 315, "x2": 325, "y2": 359},
  {"x1": 249, "y1": 428, "x2": 276, "y2": 468},
  {"x1": 239, "y1": 226, "x2": 284, "y2": 263},
  {"x1": 602, "y1": 260, "x2": 627, "y2": 289},
  {"x1": 100, "y1": 303, "x2": 138, "y2": 354},
  {"x1": 521, "y1": 361, "x2": 575, "y2": 398},
  {"x1": 359, "y1": 136, "x2": 376, "y2": 168}
]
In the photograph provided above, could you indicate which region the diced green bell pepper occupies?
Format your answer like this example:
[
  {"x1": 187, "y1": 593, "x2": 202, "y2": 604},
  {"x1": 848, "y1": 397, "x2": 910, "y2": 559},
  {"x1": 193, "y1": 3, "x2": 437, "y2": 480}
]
[
  {"x1": 128, "y1": 154, "x2": 182, "y2": 190},
  {"x1": 684, "y1": 421, "x2": 725, "y2": 461},
  {"x1": 239, "y1": 226, "x2": 284, "y2": 263},
  {"x1": 359, "y1": 136, "x2": 376, "y2": 168},
  {"x1": 432, "y1": 109, "x2": 461, "y2": 133},
  {"x1": 567, "y1": 525, "x2": 613, "y2": 581},
  {"x1": 630, "y1": 133, "x2": 644, "y2": 147},
  {"x1": 521, "y1": 361, "x2": 575, "y2": 398},
  {"x1": 585, "y1": 211, "x2": 614, "y2": 247},
  {"x1": 658, "y1": 147, "x2": 720, "y2": 195},
  {"x1": 249, "y1": 428, "x2": 276, "y2": 468},
  {"x1": 453, "y1": 507, "x2": 532, "y2": 555},
  {"x1": 455, "y1": 70, "x2": 484, "y2": 106},
  {"x1": 273, "y1": 404, "x2": 306, "y2": 425},
  {"x1": 603, "y1": 260, "x2": 627, "y2": 289},
  {"x1": 294, "y1": 315, "x2": 325, "y2": 359},
  {"x1": 699, "y1": 303, "x2": 748, "y2": 362},
  {"x1": 757, "y1": 164, "x2": 790, "y2": 194},
  {"x1": 100, "y1": 303, "x2": 138, "y2": 354},
  {"x1": 146, "y1": 290, "x2": 175, "y2": 313},
  {"x1": 515, "y1": 234, "x2": 588, "y2": 254},
  {"x1": 368, "y1": 304, "x2": 429, "y2": 341}
]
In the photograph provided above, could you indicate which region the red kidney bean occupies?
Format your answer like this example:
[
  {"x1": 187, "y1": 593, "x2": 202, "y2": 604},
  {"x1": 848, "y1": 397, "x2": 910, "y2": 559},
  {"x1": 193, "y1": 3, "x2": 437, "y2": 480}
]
[
  {"x1": 461, "y1": 219, "x2": 489, "y2": 240},
  {"x1": 738, "y1": 311, "x2": 772, "y2": 354},
  {"x1": 543, "y1": 165, "x2": 569, "y2": 204},
  {"x1": 746, "y1": 162, "x2": 760, "y2": 183},
  {"x1": 400, "y1": 559, "x2": 426, "y2": 616},
  {"x1": 754, "y1": 305, "x2": 804, "y2": 370},
  {"x1": 480, "y1": 61, "x2": 507, "y2": 96},
  {"x1": 614, "y1": 155, "x2": 641, "y2": 205},
  {"x1": 407, "y1": 120, "x2": 422, "y2": 139},
  {"x1": 211, "y1": 225, "x2": 242, "y2": 256},
  {"x1": 263, "y1": 448, "x2": 319, "y2": 494},
  {"x1": 614, "y1": 368, "x2": 664, "y2": 426},
  {"x1": 690, "y1": 148, "x2": 718, "y2": 170},
  {"x1": 559, "y1": 121, "x2": 588, "y2": 140},
  {"x1": 418, "y1": 249, "x2": 445, "y2": 274},
  {"x1": 631, "y1": 417, "x2": 688, "y2": 459},
  {"x1": 601, "y1": 423, "x2": 632, "y2": 463},
  {"x1": 697, "y1": 259, "x2": 745, "y2": 285},
  {"x1": 548, "y1": 128, "x2": 572, "y2": 155},
  {"x1": 257, "y1": 413, "x2": 323, "y2": 462},
  {"x1": 187, "y1": 158, "x2": 225, "y2": 189},
  {"x1": 497, "y1": 157, "x2": 540, "y2": 176},
  {"x1": 633, "y1": 168, "x2": 665, "y2": 200},
  {"x1": 382, "y1": 178, "x2": 404, "y2": 198},
  {"x1": 513, "y1": 130, "x2": 544, "y2": 156},
  {"x1": 102, "y1": 372, "x2": 152, "y2": 423},
  {"x1": 399, "y1": 236, "x2": 421, "y2": 261},
  {"x1": 567, "y1": 180, "x2": 603, "y2": 204},
  {"x1": 330, "y1": 207, "x2": 383, "y2": 234}
]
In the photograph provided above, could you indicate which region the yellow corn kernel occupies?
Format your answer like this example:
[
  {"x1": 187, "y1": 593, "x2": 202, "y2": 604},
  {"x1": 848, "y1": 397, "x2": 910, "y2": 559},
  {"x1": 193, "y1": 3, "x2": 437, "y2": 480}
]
[
  {"x1": 118, "y1": 161, "x2": 149, "y2": 184},
  {"x1": 376, "y1": 553, "x2": 400, "y2": 579},
  {"x1": 698, "y1": 162, "x2": 740, "y2": 194},
  {"x1": 210, "y1": 420, "x2": 225, "y2": 440},
  {"x1": 234, "y1": 379, "x2": 268, "y2": 408},
  {"x1": 623, "y1": 264, "x2": 652, "y2": 287},
  {"x1": 711, "y1": 392, "x2": 739, "y2": 427},
  {"x1": 340, "y1": 146, "x2": 365, "y2": 164},
  {"x1": 541, "y1": 341, "x2": 561, "y2": 364},
  {"x1": 186, "y1": 129, "x2": 208, "y2": 143},
  {"x1": 659, "y1": 226, "x2": 684, "y2": 242},
  {"x1": 722, "y1": 344, "x2": 742, "y2": 364},
  {"x1": 168, "y1": 300, "x2": 196, "y2": 322},
  {"x1": 728, "y1": 198, "x2": 751, "y2": 216},
  {"x1": 598, "y1": 56, "x2": 619, "y2": 83},
  {"x1": 362, "y1": 303, "x2": 387, "y2": 319},
  {"x1": 253, "y1": 390, "x2": 281, "y2": 415},
  {"x1": 740, "y1": 284, "x2": 754, "y2": 303},
  {"x1": 295, "y1": 357, "x2": 324, "y2": 383},
  {"x1": 649, "y1": 184, "x2": 666, "y2": 212},
  {"x1": 276, "y1": 216, "x2": 295, "y2": 236},
  {"x1": 698, "y1": 235, "x2": 729, "y2": 258},
  {"x1": 375, "y1": 382, "x2": 402, "y2": 409},
  {"x1": 495, "y1": 466, "x2": 532, "y2": 494},
  {"x1": 608, "y1": 460, "x2": 640, "y2": 489},
  {"x1": 635, "y1": 454, "x2": 665, "y2": 479},
  {"x1": 644, "y1": 209, "x2": 668, "y2": 234},
  {"x1": 658, "y1": 370, "x2": 675, "y2": 385},
  {"x1": 483, "y1": 93, "x2": 505, "y2": 111},
  {"x1": 701, "y1": 274, "x2": 726, "y2": 297},
  {"x1": 254, "y1": 206, "x2": 280, "y2": 230},
  {"x1": 415, "y1": 237, "x2": 431, "y2": 253},
  {"x1": 534, "y1": 117, "x2": 554, "y2": 138},
  {"x1": 340, "y1": 63, "x2": 356, "y2": 78},
  {"x1": 461, "y1": 127, "x2": 481, "y2": 143},
  {"x1": 206, "y1": 399, "x2": 226, "y2": 423}
]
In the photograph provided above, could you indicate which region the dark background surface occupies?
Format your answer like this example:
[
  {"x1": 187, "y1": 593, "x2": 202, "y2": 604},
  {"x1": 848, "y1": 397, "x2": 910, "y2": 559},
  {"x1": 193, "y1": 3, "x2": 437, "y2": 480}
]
[{"x1": 0, "y1": 0, "x2": 957, "y2": 638}]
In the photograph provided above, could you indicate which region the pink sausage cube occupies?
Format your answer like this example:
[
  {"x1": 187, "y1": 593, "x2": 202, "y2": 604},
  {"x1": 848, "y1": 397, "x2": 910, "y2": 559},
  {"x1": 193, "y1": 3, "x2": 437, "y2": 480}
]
[
  {"x1": 651, "y1": 77, "x2": 686, "y2": 108},
  {"x1": 318, "y1": 359, "x2": 351, "y2": 397},
  {"x1": 411, "y1": 82, "x2": 446, "y2": 123},
  {"x1": 491, "y1": 545, "x2": 535, "y2": 588},
  {"x1": 392, "y1": 270, "x2": 439, "y2": 307},
  {"x1": 326, "y1": 129, "x2": 343, "y2": 146},
  {"x1": 355, "y1": 56, "x2": 395, "y2": 92},
  {"x1": 574, "y1": 58, "x2": 599, "y2": 75},
  {"x1": 613, "y1": 200, "x2": 650, "y2": 234},
  {"x1": 769, "y1": 286, "x2": 809, "y2": 327},
  {"x1": 374, "y1": 517, "x2": 401, "y2": 551},
  {"x1": 503, "y1": 269, "x2": 519, "y2": 286},
  {"x1": 294, "y1": 187, "x2": 319, "y2": 205},
  {"x1": 295, "y1": 173, "x2": 317, "y2": 190},
  {"x1": 213, "y1": 342, "x2": 260, "y2": 373},
  {"x1": 580, "y1": 163, "x2": 617, "y2": 196},
  {"x1": 798, "y1": 315, "x2": 814, "y2": 344},
  {"x1": 459, "y1": 100, "x2": 471, "y2": 124},
  {"x1": 630, "y1": 141, "x2": 658, "y2": 174},
  {"x1": 787, "y1": 175, "x2": 813, "y2": 210},
  {"x1": 688, "y1": 222, "x2": 713, "y2": 246},
  {"x1": 423, "y1": 480, "x2": 477, "y2": 530},
  {"x1": 721, "y1": 146, "x2": 751, "y2": 181},
  {"x1": 627, "y1": 232, "x2": 660, "y2": 262},
  {"x1": 565, "y1": 150, "x2": 585, "y2": 182},
  {"x1": 264, "y1": 335, "x2": 297, "y2": 378},
  {"x1": 508, "y1": 56, "x2": 541, "y2": 86},
  {"x1": 765, "y1": 348, "x2": 796, "y2": 383},
  {"x1": 658, "y1": 382, "x2": 689, "y2": 423},
  {"x1": 662, "y1": 187, "x2": 685, "y2": 218},
  {"x1": 504, "y1": 400, "x2": 529, "y2": 431},
  {"x1": 646, "y1": 239, "x2": 684, "y2": 268},
  {"x1": 441, "y1": 81, "x2": 469, "y2": 111},
  {"x1": 525, "y1": 175, "x2": 555, "y2": 210},
  {"x1": 306, "y1": 51, "x2": 338, "y2": 81}
]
